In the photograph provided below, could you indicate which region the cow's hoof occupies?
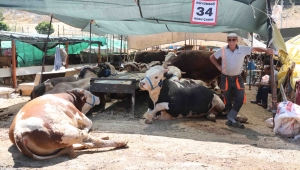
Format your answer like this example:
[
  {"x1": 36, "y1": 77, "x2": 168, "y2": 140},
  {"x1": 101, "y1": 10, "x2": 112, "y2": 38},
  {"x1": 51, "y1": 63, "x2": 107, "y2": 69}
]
[
  {"x1": 117, "y1": 140, "x2": 128, "y2": 148},
  {"x1": 145, "y1": 119, "x2": 153, "y2": 124},
  {"x1": 206, "y1": 113, "x2": 216, "y2": 122},
  {"x1": 66, "y1": 146, "x2": 77, "y2": 158},
  {"x1": 236, "y1": 115, "x2": 248, "y2": 123},
  {"x1": 101, "y1": 136, "x2": 109, "y2": 140}
]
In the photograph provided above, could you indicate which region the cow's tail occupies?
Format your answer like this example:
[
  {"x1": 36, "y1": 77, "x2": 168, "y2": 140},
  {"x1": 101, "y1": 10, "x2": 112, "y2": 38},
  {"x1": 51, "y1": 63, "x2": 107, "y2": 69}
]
[
  {"x1": 14, "y1": 133, "x2": 35, "y2": 159},
  {"x1": 14, "y1": 134, "x2": 70, "y2": 160}
]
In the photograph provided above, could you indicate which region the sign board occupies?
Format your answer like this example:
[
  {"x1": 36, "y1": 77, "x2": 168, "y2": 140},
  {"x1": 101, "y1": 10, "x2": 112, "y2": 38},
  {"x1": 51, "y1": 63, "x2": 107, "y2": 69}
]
[{"x1": 190, "y1": 0, "x2": 218, "y2": 25}]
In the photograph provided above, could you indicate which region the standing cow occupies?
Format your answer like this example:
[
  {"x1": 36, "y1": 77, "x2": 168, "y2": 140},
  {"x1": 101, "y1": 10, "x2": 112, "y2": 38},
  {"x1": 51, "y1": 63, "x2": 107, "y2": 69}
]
[
  {"x1": 9, "y1": 88, "x2": 127, "y2": 160},
  {"x1": 134, "y1": 51, "x2": 167, "y2": 63},
  {"x1": 139, "y1": 66, "x2": 225, "y2": 124},
  {"x1": 167, "y1": 50, "x2": 221, "y2": 89}
]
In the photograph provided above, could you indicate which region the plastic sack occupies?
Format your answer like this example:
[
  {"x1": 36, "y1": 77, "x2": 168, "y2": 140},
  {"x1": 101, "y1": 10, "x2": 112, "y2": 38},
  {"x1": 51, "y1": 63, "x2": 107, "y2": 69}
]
[{"x1": 273, "y1": 101, "x2": 300, "y2": 138}]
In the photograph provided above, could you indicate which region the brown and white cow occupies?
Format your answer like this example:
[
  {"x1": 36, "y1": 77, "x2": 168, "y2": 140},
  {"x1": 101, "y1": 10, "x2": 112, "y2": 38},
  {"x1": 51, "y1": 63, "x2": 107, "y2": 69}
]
[
  {"x1": 140, "y1": 66, "x2": 225, "y2": 124},
  {"x1": 9, "y1": 88, "x2": 127, "y2": 160}
]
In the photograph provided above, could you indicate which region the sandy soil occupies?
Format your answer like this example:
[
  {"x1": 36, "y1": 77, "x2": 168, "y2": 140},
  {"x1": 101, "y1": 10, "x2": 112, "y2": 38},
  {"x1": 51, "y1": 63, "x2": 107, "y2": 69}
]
[{"x1": 0, "y1": 87, "x2": 300, "y2": 170}]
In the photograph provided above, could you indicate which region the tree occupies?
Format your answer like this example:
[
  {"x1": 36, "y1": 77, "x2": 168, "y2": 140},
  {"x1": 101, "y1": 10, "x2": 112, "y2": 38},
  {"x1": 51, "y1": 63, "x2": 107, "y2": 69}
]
[
  {"x1": 0, "y1": 21, "x2": 10, "y2": 31},
  {"x1": 0, "y1": 11, "x2": 4, "y2": 21},
  {"x1": 35, "y1": 21, "x2": 54, "y2": 34}
]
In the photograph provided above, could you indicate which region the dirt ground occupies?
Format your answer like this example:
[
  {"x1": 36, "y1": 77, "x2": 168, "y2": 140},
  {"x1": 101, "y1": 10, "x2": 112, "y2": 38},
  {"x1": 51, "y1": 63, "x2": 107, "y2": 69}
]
[{"x1": 0, "y1": 86, "x2": 300, "y2": 170}]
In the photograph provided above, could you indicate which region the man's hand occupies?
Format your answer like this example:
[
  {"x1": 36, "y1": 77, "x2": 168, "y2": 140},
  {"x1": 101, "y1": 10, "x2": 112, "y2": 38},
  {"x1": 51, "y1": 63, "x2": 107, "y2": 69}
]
[
  {"x1": 217, "y1": 65, "x2": 222, "y2": 71},
  {"x1": 255, "y1": 82, "x2": 268, "y2": 87},
  {"x1": 266, "y1": 48, "x2": 274, "y2": 55}
]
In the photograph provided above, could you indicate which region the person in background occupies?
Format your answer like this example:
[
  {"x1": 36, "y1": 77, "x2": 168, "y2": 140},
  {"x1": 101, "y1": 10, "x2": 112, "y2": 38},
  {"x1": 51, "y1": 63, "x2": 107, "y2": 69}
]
[
  {"x1": 250, "y1": 66, "x2": 278, "y2": 109},
  {"x1": 210, "y1": 33, "x2": 274, "y2": 129}
]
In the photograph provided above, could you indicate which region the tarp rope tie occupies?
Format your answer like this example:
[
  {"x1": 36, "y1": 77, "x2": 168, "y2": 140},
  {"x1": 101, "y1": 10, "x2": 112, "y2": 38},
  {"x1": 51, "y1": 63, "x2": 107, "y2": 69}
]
[{"x1": 250, "y1": 5, "x2": 256, "y2": 18}]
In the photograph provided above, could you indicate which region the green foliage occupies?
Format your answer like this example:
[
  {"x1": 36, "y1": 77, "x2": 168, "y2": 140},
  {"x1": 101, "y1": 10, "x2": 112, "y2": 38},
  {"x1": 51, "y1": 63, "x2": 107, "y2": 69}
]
[
  {"x1": 35, "y1": 21, "x2": 55, "y2": 34},
  {"x1": 0, "y1": 21, "x2": 10, "y2": 31}
]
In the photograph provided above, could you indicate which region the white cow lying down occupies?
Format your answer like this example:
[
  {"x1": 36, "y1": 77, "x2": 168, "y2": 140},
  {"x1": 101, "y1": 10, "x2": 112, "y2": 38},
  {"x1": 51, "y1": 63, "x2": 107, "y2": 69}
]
[
  {"x1": 139, "y1": 66, "x2": 226, "y2": 124},
  {"x1": 9, "y1": 88, "x2": 127, "y2": 160}
]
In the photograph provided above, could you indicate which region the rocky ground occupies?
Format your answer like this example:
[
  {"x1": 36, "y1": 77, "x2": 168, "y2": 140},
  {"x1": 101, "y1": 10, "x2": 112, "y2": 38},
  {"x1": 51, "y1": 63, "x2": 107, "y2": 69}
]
[{"x1": 0, "y1": 86, "x2": 300, "y2": 170}]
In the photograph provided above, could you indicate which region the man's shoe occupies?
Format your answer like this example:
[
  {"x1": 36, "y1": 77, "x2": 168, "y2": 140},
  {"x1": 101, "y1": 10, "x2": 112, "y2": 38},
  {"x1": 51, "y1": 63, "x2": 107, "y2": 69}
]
[
  {"x1": 250, "y1": 100, "x2": 259, "y2": 104},
  {"x1": 258, "y1": 103, "x2": 268, "y2": 109}
]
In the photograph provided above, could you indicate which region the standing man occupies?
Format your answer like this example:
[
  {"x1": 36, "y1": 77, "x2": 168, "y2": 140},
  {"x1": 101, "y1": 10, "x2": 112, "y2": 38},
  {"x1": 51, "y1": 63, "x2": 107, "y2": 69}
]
[{"x1": 210, "y1": 33, "x2": 273, "y2": 128}]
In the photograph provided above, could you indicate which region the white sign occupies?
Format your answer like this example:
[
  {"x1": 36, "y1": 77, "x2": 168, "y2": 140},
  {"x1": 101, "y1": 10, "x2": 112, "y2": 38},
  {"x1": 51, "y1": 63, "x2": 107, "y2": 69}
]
[{"x1": 190, "y1": 0, "x2": 218, "y2": 25}]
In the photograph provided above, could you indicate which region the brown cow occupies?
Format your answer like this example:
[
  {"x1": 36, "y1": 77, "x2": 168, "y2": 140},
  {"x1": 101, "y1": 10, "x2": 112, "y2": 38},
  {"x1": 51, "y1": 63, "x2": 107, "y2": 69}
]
[
  {"x1": 9, "y1": 88, "x2": 127, "y2": 160},
  {"x1": 167, "y1": 50, "x2": 221, "y2": 90},
  {"x1": 134, "y1": 51, "x2": 167, "y2": 63}
]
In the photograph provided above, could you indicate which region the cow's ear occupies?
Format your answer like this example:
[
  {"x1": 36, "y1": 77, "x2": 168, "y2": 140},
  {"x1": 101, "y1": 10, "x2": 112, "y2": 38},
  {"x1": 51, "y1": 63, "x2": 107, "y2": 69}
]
[
  {"x1": 164, "y1": 72, "x2": 173, "y2": 79},
  {"x1": 81, "y1": 96, "x2": 86, "y2": 102},
  {"x1": 79, "y1": 89, "x2": 85, "y2": 94},
  {"x1": 181, "y1": 71, "x2": 186, "y2": 74}
]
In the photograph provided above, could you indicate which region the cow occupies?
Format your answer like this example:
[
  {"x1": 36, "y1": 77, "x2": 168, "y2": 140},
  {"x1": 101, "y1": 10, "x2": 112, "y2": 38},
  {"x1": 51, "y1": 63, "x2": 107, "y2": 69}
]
[
  {"x1": 134, "y1": 51, "x2": 167, "y2": 63},
  {"x1": 9, "y1": 88, "x2": 127, "y2": 160},
  {"x1": 166, "y1": 66, "x2": 185, "y2": 82},
  {"x1": 166, "y1": 50, "x2": 221, "y2": 90},
  {"x1": 30, "y1": 77, "x2": 79, "y2": 100},
  {"x1": 30, "y1": 63, "x2": 116, "y2": 99},
  {"x1": 164, "y1": 52, "x2": 177, "y2": 62},
  {"x1": 119, "y1": 62, "x2": 141, "y2": 73},
  {"x1": 139, "y1": 66, "x2": 225, "y2": 124}
]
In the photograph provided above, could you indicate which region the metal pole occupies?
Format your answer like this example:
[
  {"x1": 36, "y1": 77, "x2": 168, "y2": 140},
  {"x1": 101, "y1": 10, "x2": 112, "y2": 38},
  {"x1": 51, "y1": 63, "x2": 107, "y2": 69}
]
[
  {"x1": 98, "y1": 43, "x2": 101, "y2": 64},
  {"x1": 281, "y1": 0, "x2": 283, "y2": 29},
  {"x1": 112, "y1": 34, "x2": 115, "y2": 53},
  {"x1": 58, "y1": 25, "x2": 60, "y2": 36},
  {"x1": 65, "y1": 42, "x2": 69, "y2": 68},
  {"x1": 120, "y1": 35, "x2": 123, "y2": 67},
  {"x1": 267, "y1": 0, "x2": 277, "y2": 126},
  {"x1": 11, "y1": 40, "x2": 17, "y2": 88},
  {"x1": 89, "y1": 20, "x2": 92, "y2": 65},
  {"x1": 40, "y1": 15, "x2": 53, "y2": 84},
  {"x1": 249, "y1": 32, "x2": 253, "y2": 90},
  {"x1": 185, "y1": 33, "x2": 186, "y2": 51}
]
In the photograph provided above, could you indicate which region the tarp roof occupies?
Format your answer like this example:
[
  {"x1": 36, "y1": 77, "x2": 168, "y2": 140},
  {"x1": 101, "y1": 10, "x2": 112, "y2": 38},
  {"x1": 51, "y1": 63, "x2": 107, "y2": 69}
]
[
  {"x1": 0, "y1": 31, "x2": 105, "y2": 50},
  {"x1": 0, "y1": 0, "x2": 269, "y2": 39},
  {"x1": 127, "y1": 32, "x2": 246, "y2": 50}
]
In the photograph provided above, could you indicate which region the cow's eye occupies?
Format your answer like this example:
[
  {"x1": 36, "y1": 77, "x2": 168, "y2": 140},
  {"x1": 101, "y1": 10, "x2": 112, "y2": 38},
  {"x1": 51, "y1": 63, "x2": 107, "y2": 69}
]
[{"x1": 155, "y1": 76, "x2": 158, "y2": 79}]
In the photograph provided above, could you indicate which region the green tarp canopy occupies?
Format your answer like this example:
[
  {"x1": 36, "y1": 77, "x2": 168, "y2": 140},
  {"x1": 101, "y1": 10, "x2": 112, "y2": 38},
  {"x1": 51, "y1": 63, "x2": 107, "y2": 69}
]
[
  {"x1": 0, "y1": 0, "x2": 269, "y2": 39},
  {"x1": 0, "y1": 31, "x2": 107, "y2": 67}
]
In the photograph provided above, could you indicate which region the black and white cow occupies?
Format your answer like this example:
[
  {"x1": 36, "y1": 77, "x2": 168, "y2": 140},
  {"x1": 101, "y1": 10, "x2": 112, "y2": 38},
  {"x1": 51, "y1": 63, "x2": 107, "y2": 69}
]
[{"x1": 139, "y1": 66, "x2": 225, "y2": 124}]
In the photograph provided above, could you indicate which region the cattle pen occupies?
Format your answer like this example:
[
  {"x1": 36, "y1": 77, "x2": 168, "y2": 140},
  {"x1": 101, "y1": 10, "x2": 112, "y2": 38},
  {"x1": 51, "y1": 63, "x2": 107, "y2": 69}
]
[{"x1": 90, "y1": 71, "x2": 145, "y2": 117}]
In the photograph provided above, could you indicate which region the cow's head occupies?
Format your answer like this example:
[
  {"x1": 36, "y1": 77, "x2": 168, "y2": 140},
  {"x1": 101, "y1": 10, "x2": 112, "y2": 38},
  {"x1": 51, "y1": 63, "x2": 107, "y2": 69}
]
[
  {"x1": 167, "y1": 66, "x2": 186, "y2": 82},
  {"x1": 139, "y1": 66, "x2": 168, "y2": 91},
  {"x1": 66, "y1": 88, "x2": 100, "y2": 114}
]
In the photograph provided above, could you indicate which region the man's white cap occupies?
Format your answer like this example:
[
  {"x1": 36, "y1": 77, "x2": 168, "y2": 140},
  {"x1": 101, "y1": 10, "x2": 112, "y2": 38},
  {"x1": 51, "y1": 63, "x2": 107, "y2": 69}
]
[{"x1": 227, "y1": 33, "x2": 238, "y2": 38}]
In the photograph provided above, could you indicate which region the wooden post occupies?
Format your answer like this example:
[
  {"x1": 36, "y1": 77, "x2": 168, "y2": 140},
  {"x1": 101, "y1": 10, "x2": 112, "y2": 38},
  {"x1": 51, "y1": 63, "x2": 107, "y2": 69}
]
[
  {"x1": 249, "y1": 32, "x2": 253, "y2": 90},
  {"x1": 11, "y1": 40, "x2": 17, "y2": 88},
  {"x1": 98, "y1": 43, "x2": 101, "y2": 64},
  {"x1": 65, "y1": 42, "x2": 69, "y2": 68}
]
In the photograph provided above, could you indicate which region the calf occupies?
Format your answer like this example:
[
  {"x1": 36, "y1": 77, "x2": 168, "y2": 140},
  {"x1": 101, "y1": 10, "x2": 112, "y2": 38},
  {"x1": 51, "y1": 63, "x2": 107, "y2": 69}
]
[
  {"x1": 9, "y1": 88, "x2": 127, "y2": 160},
  {"x1": 139, "y1": 66, "x2": 225, "y2": 124}
]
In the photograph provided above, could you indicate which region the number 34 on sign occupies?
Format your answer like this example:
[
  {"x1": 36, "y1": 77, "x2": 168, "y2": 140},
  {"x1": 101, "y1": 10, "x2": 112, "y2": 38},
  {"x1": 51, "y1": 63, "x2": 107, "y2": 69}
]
[{"x1": 190, "y1": 0, "x2": 218, "y2": 25}]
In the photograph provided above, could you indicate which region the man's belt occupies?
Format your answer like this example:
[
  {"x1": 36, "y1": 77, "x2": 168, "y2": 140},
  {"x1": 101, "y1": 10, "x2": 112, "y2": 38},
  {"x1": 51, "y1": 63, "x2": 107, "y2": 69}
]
[{"x1": 222, "y1": 73, "x2": 241, "y2": 78}]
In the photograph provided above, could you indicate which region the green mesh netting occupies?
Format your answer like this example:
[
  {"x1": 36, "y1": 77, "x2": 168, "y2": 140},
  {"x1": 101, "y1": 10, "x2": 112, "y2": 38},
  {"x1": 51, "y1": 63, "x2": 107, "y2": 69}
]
[{"x1": 15, "y1": 37, "x2": 107, "y2": 67}]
